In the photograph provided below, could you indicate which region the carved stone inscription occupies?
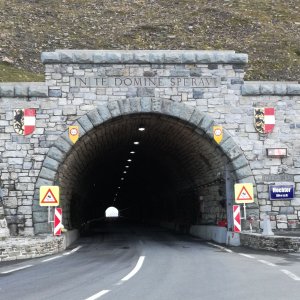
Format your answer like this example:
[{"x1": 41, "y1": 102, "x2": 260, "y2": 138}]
[{"x1": 70, "y1": 76, "x2": 219, "y2": 88}]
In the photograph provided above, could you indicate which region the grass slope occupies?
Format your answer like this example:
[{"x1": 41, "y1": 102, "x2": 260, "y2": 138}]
[{"x1": 0, "y1": 0, "x2": 299, "y2": 82}]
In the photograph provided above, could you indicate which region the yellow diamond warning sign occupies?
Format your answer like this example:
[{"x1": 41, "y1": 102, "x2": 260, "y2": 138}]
[
  {"x1": 234, "y1": 183, "x2": 254, "y2": 203},
  {"x1": 40, "y1": 186, "x2": 60, "y2": 206}
]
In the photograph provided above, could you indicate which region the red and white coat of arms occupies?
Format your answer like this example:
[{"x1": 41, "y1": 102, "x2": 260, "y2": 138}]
[
  {"x1": 254, "y1": 107, "x2": 275, "y2": 134},
  {"x1": 13, "y1": 109, "x2": 36, "y2": 135}
]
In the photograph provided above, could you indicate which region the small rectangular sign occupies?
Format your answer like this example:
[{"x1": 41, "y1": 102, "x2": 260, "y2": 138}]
[{"x1": 269, "y1": 185, "x2": 294, "y2": 200}]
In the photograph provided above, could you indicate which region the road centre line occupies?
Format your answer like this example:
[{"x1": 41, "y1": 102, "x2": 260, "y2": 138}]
[
  {"x1": 281, "y1": 269, "x2": 300, "y2": 281},
  {"x1": 84, "y1": 290, "x2": 111, "y2": 300},
  {"x1": 121, "y1": 256, "x2": 145, "y2": 281},
  {"x1": 1, "y1": 265, "x2": 33, "y2": 274}
]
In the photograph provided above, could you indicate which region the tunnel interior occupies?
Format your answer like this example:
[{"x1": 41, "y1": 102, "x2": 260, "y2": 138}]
[{"x1": 56, "y1": 113, "x2": 232, "y2": 231}]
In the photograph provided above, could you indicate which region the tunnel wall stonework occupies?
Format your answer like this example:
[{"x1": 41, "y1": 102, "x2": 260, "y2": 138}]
[{"x1": 0, "y1": 50, "x2": 299, "y2": 236}]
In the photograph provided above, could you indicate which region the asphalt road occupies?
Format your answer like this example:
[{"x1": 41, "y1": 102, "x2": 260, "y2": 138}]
[{"x1": 1, "y1": 220, "x2": 300, "y2": 300}]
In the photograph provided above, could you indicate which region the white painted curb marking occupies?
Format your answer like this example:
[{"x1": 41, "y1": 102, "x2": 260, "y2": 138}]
[
  {"x1": 281, "y1": 269, "x2": 300, "y2": 281},
  {"x1": 85, "y1": 290, "x2": 111, "y2": 300},
  {"x1": 121, "y1": 256, "x2": 145, "y2": 281},
  {"x1": 258, "y1": 260, "x2": 276, "y2": 267},
  {"x1": 42, "y1": 255, "x2": 62, "y2": 262},
  {"x1": 1, "y1": 265, "x2": 33, "y2": 274}
]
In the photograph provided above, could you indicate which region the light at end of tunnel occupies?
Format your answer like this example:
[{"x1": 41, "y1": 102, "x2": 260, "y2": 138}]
[{"x1": 133, "y1": 141, "x2": 139, "y2": 145}]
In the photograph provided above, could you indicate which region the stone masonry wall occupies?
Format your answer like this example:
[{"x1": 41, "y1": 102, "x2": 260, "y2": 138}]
[{"x1": 0, "y1": 50, "x2": 299, "y2": 236}]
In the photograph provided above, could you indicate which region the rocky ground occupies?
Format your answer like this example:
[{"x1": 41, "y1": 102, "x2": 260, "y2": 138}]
[{"x1": 0, "y1": 0, "x2": 299, "y2": 82}]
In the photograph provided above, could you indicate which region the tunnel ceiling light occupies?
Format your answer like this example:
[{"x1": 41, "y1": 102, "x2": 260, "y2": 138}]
[
  {"x1": 125, "y1": 165, "x2": 129, "y2": 168},
  {"x1": 118, "y1": 186, "x2": 120, "y2": 189},
  {"x1": 133, "y1": 141, "x2": 139, "y2": 145},
  {"x1": 123, "y1": 171, "x2": 127, "y2": 174},
  {"x1": 138, "y1": 126, "x2": 145, "y2": 131},
  {"x1": 121, "y1": 178, "x2": 124, "y2": 180},
  {"x1": 127, "y1": 159, "x2": 132, "y2": 162},
  {"x1": 130, "y1": 151, "x2": 135, "y2": 154}
]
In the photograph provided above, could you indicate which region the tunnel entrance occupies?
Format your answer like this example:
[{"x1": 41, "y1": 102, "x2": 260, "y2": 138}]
[
  {"x1": 59, "y1": 114, "x2": 231, "y2": 231},
  {"x1": 34, "y1": 99, "x2": 254, "y2": 234}
]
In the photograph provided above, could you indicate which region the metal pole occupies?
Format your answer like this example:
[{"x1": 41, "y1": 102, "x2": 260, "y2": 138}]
[{"x1": 225, "y1": 163, "x2": 234, "y2": 230}]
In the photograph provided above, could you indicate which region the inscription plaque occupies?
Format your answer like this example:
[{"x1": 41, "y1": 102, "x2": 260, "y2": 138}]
[{"x1": 70, "y1": 76, "x2": 220, "y2": 88}]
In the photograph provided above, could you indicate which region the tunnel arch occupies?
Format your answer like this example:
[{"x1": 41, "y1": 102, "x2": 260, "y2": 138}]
[{"x1": 33, "y1": 98, "x2": 255, "y2": 233}]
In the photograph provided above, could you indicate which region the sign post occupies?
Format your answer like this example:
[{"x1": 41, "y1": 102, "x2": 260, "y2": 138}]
[
  {"x1": 234, "y1": 183, "x2": 254, "y2": 231},
  {"x1": 40, "y1": 186, "x2": 60, "y2": 233}
]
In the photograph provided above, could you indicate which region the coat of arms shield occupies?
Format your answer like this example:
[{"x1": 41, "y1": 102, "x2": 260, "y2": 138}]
[
  {"x1": 254, "y1": 107, "x2": 275, "y2": 134},
  {"x1": 13, "y1": 109, "x2": 36, "y2": 135}
]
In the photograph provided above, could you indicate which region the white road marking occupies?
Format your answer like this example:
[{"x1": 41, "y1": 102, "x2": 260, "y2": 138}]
[
  {"x1": 1, "y1": 265, "x2": 33, "y2": 274},
  {"x1": 64, "y1": 245, "x2": 83, "y2": 255},
  {"x1": 70, "y1": 245, "x2": 82, "y2": 253},
  {"x1": 121, "y1": 256, "x2": 145, "y2": 281},
  {"x1": 207, "y1": 242, "x2": 233, "y2": 253},
  {"x1": 238, "y1": 253, "x2": 255, "y2": 259},
  {"x1": 85, "y1": 290, "x2": 111, "y2": 300},
  {"x1": 42, "y1": 255, "x2": 62, "y2": 262},
  {"x1": 258, "y1": 259, "x2": 276, "y2": 267},
  {"x1": 281, "y1": 269, "x2": 300, "y2": 281}
]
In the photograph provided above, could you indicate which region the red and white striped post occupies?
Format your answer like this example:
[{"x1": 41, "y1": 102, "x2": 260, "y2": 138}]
[
  {"x1": 233, "y1": 205, "x2": 241, "y2": 233},
  {"x1": 54, "y1": 208, "x2": 62, "y2": 236}
]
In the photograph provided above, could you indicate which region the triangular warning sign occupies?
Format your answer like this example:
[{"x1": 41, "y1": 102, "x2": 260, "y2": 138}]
[
  {"x1": 237, "y1": 186, "x2": 252, "y2": 201},
  {"x1": 41, "y1": 189, "x2": 58, "y2": 204}
]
